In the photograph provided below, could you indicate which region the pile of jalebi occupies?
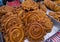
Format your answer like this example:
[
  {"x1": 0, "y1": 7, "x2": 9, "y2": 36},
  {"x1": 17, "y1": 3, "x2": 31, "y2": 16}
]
[
  {"x1": 0, "y1": 0, "x2": 53, "y2": 42},
  {"x1": 22, "y1": 9, "x2": 53, "y2": 42},
  {"x1": 0, "y1": 6, "x2": 24, "y2": 42},
  {"x1": 22, "y1": 0, "x2": 47, "y2": 12}
]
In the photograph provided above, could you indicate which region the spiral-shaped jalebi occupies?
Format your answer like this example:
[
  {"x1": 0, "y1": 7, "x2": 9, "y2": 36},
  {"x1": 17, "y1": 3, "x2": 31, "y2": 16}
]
[
  {"x1": 9, "y1": 26, "x2": 24, "y2": 42},
  {"x1": 1, "y1": 14, "x2": 17, "y2": 30},
  {"x1": 5, "y1": 17, "x2": 22, "y2": 33},
  {"x1": 23, "y1": 12, "x2": 41, "y2": 26},
  {"x1": 26, "y1": 22, "x2": 46, "y2": 42},
  {"x1": 23, "y1": 9, "x2": 53, "y2": 42}
]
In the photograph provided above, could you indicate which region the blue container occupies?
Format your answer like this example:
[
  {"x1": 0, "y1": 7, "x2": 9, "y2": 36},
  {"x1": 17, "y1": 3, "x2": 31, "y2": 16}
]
[{"x1": 0, "y1": 0, "x2": 3, "y2": 6}]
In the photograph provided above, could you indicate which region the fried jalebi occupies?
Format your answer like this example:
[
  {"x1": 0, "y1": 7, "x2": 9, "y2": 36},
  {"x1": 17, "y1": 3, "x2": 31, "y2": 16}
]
[
  {"x1": 23, "y1": 9, "x2": 53, "y2": 29},
  {"x1": 44, "y1": 0, "x2": 60, "y2": 11},
  {"x1": 1, "y1": 12, "x2": 17, "y2": 27},
  {"x1": 3, "y1": 24, "x2": 24, "y2": 42},
  {"x1": 40, "y1": 17, "x2": 53, "y2": 32},
  {"x1": 23, "y1": 9, "x2": 53, "y2": 42},
  {"x1": 26, "y1": 22, "x2": 46, "y2": 42},
  {"x1": 22, "y1": 0, "x2": 38, "y2": 10},
  {"x1": 9, "y1": 26, "x2": 24, "y2": 42},
  {"x1": 22, "y1": 9, "x2": 42, "y2": 26},
  {"x1": 1, "y1": 14, "x2": 24, "y2": 42},
  {"x1": 0, "y1": 2, "x2": 53, "y2": 42},
  {"x1": 49, "y1": 12, "x2": 60, "y2": 22},
  {"x1": 5, "y1": 16, "x2": 22, "y2": 32}
]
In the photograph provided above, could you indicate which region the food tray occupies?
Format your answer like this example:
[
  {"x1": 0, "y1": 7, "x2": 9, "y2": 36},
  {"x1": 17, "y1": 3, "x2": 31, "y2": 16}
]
[{"x1": 0, "y1": 0, "x2": 60, "y2": 42}]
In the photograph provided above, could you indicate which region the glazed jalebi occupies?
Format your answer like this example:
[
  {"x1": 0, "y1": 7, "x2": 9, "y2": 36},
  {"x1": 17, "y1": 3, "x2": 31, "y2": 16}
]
[
  {"x1": 26, "y1": 22, "x2": 46, "y2": 42},
  {"x1": 44, "y1": 0, "x2": 60, "y2": 11},
  {"x1": 23, "y1": 9, "x2": 53, "y2": 42},
  {"x1": 0, "y1": 2, "x2": 53, "y2": 42},
  {"x1": 3, "y1": 25, "x2": 24, "y2": 42},
  {"x1": 22, "y1": 10, "x2": 41, "y2": 26},
  {"x1": 0, "y1": 8, "x2": 25, "y2": 42},
  {"x1": 9, "y1": 26, "x2": 24, "y2": 42}
]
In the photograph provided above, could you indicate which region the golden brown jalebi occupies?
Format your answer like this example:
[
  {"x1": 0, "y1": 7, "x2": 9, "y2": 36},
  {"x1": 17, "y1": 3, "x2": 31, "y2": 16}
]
[
  {"x1": 5, "y1": 16, "x2": 22, "y2": 33},
  {"x1": 49, "y1": 12, "x2": 60, "y2": 22},
  {"x1": 1, "y1": 15, "x2": 24, "y2": 42},
  {"x1": 22, "y1": 9, "x2": 53, "y2": 42},
  {"x1": 23, "y1": 9, "x2": 53, "y2": 30},
  {"x1": 40, "y1": 17, "x2": 53, "y2": 32},
  {"x1": 9, "y1": 26, "x2": 24, "y2": 42},
  {"x1": 22, "y1": 9, "x2": 42, "y2": 26},
  {"x1": 0, "y1": 12, "x2": 17, "y2": 27},
  {"x1": 26, "y1": 22, "x2": 46, "y2": 42},
  {"x1": 3, "y1": 25, "x2": 24, "y2": 42},
  {"x1": 22, "y1": 0, "x2": 38, "y2": 10},
  {"x1": 44, "y1": 0, "x2": 60, "y2": 11}
]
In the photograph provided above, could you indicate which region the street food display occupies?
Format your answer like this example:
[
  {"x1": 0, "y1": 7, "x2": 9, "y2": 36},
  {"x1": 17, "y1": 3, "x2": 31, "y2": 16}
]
[{"x1": 0, "y1": 0, "x2": 54, "y2": 42}]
